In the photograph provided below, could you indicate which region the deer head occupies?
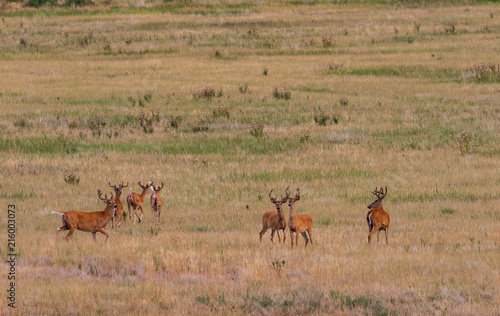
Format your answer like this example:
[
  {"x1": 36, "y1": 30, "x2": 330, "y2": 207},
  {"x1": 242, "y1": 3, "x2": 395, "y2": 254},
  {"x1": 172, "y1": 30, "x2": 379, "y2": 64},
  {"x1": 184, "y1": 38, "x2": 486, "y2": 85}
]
[
  {"x1": 98, "y1": 189, "x2": 117, "y2": 216},
  {"x1": 269, "y1": 188, "x2": 288, "y2": 212},
  {"x1": 367, "y1": 186, "x2": 387, "y2": 210},
  {"x1": 288, "y1": 187, "x2": 300, "y2": 207},
  {"x1": 151, "y1": 182, "x2": 164, "y2": 193},
  {"x1": 138, "y1": 181, "x2": 151, "y2": 191}
]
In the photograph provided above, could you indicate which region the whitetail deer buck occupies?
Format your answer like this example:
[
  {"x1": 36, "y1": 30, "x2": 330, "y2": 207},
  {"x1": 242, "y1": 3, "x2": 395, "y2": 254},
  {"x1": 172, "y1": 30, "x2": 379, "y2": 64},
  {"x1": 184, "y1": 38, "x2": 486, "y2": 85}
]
[
  {"x1": 366, "y1": 187, "x2": 390, "y2": 245},
  {"x1": 108, "y1": 181, "x2": 128, "y2": 231},
  {"x1": 52, "y1": 190, "x2": 117, "y2": 244},
  {"x1": 127, "y1": 182, "x2": 151, "y2": 224},
  {"x1": 150, "y1": 181, "x2": 164, "y2": 222},
  {"x1": 287, "y1": 187, "x2": 313, "y2": 248},
  {"x1": 259, "y1": 188, "x2": 288, "y2": 243}
]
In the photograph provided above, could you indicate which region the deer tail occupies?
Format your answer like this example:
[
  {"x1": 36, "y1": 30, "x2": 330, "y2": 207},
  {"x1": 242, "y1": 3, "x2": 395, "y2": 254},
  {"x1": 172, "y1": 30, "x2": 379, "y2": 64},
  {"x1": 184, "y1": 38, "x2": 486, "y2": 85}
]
[{"x1": 366, "y1": 211, "x2": 373, "y2": 226}]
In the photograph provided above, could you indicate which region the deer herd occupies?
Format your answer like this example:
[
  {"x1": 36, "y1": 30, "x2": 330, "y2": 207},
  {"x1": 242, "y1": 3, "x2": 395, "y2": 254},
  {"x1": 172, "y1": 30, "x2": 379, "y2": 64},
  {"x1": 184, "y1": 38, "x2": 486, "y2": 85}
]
[{"x1": 52, "y1": 182, "x2": 390, "y2": 248}]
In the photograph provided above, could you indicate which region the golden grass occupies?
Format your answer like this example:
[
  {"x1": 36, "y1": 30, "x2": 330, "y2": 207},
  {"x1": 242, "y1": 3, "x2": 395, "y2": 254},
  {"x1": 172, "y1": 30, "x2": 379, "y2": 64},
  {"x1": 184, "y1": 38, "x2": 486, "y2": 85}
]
[{"x1": 1, "y1": 2, "x2": 499, "y2": 315}]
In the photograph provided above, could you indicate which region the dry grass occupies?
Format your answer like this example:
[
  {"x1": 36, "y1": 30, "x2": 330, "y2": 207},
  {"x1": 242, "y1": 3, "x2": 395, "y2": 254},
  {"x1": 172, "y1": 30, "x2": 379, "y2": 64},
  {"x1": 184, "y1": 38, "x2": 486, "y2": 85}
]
[{"x1": 0, "y1": 2, "x2": 499, "y2": 314}]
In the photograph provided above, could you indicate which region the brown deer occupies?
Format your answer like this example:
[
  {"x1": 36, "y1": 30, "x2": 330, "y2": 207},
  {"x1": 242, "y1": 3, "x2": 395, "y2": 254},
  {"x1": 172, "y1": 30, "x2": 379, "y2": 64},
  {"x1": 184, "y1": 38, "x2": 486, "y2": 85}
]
[
  {"x1": 259, "y1": 188, "x2": 288, "y2": 243},
  {"x1": 52, "y1": 190, "x2": 117, "y2": 244},
  {"x1": 108, "y1": 181, "x2": 128, "y2": 231},
  {"x1": 366, "y1": 187, "x2": 390, "y2": 245},
  {"x1": 150, "y1": 181, "x2": 164, "y2": 222},
  {"x1": 127, "y1": 182, "x2": 151, "y2": 224},
  {"x1": 287, "y1": 187, "x2": 313, "y2": 248}
]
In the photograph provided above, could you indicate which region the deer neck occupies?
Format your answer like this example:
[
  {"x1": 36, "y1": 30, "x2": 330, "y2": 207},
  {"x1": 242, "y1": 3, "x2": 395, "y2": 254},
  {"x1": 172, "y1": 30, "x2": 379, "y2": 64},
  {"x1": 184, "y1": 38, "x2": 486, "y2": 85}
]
[
  {"x1": 114, "y1": 190, "x2": 122, "y2": 203},
  {"x1": 276, "y1": 207, "x2": 285, "y2": 226},
  {"x1": 139, "y1": 188, "x2": 148, "y2": 199},
  {"x1": 288, "y1": 204, "x2": 297, "y2": 225},
  {"x1": 104, "y1": 203, "x2": 116, "y2": 219}
]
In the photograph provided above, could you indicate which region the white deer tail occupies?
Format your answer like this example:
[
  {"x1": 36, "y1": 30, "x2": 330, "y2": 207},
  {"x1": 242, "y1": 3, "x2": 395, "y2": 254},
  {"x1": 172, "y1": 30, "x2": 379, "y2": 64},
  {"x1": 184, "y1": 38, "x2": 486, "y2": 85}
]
[{"x1": 367, "y1": 212, "x2": 373, "y2": 226}]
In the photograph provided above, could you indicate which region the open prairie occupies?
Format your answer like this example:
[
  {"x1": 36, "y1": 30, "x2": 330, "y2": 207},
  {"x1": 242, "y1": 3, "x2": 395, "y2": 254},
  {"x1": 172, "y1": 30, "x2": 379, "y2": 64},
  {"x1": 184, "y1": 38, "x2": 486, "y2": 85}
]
[{"x1": 0, "y1": 1, "x2": 499, "y2": 314}]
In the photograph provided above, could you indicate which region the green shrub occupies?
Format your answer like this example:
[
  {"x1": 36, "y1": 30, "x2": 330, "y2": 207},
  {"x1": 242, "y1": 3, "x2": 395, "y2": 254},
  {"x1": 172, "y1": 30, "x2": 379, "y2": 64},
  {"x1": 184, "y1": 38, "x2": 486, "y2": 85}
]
[
  {"x1": 28, "y1": 0, "x2": 56, "y2": 7},
  {"x1": 66, "y1": 0, "x2": 90, "y2": 6}
]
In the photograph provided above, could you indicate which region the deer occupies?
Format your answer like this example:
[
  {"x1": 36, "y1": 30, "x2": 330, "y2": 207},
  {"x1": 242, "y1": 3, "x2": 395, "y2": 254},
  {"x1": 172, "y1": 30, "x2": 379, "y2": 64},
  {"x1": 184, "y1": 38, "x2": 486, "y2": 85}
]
[
  {"x1": 366, "y1": 186, "x2": 391, "y2": 245},
  {"x1": 259, "y1": 188, "x2": 288, "y2": 244},
  {"x1": 52, "y1": 190, "x2": 117, "y2": 244},
  {"x1": 150, "y1": 181, "x2": 164, "y2": 222},
  {"x1": 127, "y1": 181, "x2": 151, "y2": 224},
  {"x1": 108, "y1": 181, "x2": 128, "y2": 231},
  {"x1": 287, "y1": 187, "x2": 313, "y2": 248}
]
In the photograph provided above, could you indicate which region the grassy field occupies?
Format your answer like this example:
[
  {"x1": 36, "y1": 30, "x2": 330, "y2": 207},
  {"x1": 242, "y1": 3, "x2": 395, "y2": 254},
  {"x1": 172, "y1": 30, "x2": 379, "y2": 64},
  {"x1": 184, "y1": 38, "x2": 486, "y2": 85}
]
[{"x1": 0, "y1": 0, "x2": 499, "y2": 314}]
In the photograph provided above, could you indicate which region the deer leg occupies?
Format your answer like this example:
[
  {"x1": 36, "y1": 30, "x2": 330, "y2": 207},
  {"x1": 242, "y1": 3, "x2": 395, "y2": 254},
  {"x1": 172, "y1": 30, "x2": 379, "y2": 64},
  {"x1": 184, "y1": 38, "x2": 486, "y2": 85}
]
[
  {"x1": 276, "y1": 230, "x2": 281, "y2": 243},
  {"x1": 290, "y1": 231, "x2": 294, "y2": 248},
  {"x1": 368, "y1": 223, "x2": 374, "y2": 234},
  {"x1": 134, "y1": 206, "x2": 142, "y2": 224},
  {"x1": 368, "y1": 225, "x2": 381, "y2": 245},
  {"x1": 282, "y1": 228, "x2": 286, "y2": 243},
  {"x1": 307, "y1": 228, "x2": 313, "y2": 245},
  {"x1": 377, "y1": 230, "x2": 380, "y2": 243},
  {"x1": 127, "y1": 201, "x2": 135, "y2": 224},
  {"x1": 65, "y1": 228, "x2": 76, "y2": 243},
  {"x1": 270, "y1": 229, "x2": 276, "y2": 243},
  {"x1": 56, "y1": 226, "x2": 68, "y2": 243},
  {"x1": 259, "y1": 227, "x2": 268, "y2": 243},
  {"x1": 92, "y1": 232, "x2": 97, "y2": 242},
  {"x1": 296, "y1": 231, "x2": 300, "y2": 248},
  {"x1": 138, "y1": 206, "x2": 144, "y2": 222},
  {"x1": 300, "y1": 231, "x2": 309, "y2": 247},
  {"x1": 158, "y1": 206, "x2": 161, "y2": 220},
  {"x1": 385, "y1": 228, "x2": 389, "y2": 245},
  {"x1": 98, "y1": 228, "x2": 110, "y2": 244}
]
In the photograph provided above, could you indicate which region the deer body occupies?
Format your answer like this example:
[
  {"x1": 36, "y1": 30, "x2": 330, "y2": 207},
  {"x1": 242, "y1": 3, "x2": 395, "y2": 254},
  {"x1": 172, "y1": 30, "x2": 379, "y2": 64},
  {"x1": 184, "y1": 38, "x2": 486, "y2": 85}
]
[
  {"x1": 366, "y1": 187, "x2": 390, "y2": 245},
  {"x1": 52, "y1": 190, "x2": 117, "y2": 243},
  {"x1": 127, "y1": 182, "x2": 151, "y2": 224},
  {"x1": 259, "y1": 189, "x2": 287, "y2": 243},
  {"x1": 109, "y1": 181, "x2": 128, "y2": 231},
  {"x1": 287, "y1": 188, "x2": 313, "y2": 248},
  {"x1": 150, "y1": 182, "x2": 164, "y2": 222}
]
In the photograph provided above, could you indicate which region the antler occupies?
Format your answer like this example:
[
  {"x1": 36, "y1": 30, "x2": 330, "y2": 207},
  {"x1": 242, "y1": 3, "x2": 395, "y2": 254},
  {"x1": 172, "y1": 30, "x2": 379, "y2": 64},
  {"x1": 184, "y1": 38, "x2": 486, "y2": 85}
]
[
  {"x1": 98, "y1": 189, "x2": 114, "y2": 202},
  {"x1": 269, "y1": 189, "x2": 277, "y2": 203},
  {"x1": 371, "y1": 187, "x2": 387, "y2": 200},
  {"x1": 282, "y1": 186, "x2": 290, "y2": 203},
  {"x1": 108, "y1": 181, "x2": 117, "y2": 190},
  {"x1": 294, "y1": 187, "x2": 301, "y2": 201},
  {"x1": 120, "y1": 182, "x2": 129, "y2": 189},
  {"x1": 138, "y1": 181, "x2": 150, "y2": 190},
  {"x1": 153, "y1": 182, "x2": 164, "y2": 192}
]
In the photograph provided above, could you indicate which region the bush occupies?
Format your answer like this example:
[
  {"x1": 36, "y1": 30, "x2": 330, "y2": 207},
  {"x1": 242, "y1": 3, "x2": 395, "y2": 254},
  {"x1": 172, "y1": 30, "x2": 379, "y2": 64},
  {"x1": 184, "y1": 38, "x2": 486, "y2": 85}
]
[
  {"x1": 192, "y1": 118, "x2": 209, "y2": 133},
  {"x1": 13, "y1": 115, "x2": 32, "y2": 128},
  {"x1": 28, "y1": 0, "x2": 56, "y2": 7},
  {"x1": 169, "y1": 116, "x2": 182, "y2": 129},
  {"x1": 314, "y1": 108, "x2": 339, "y2": 126},
  {"x1": 211, "y1": 105, "x2": 230, "y2": 119},
  {"x1": 64, "y1": 169, "x2": 80, "y2": 185},
  {"x1": 469, "y1": 63, "x2": 500, "y2": 83},
  {"x1": 66, "y1": 0, "x2": 90, "y2": 6},
  {"x1": 272, "y1": 87, "x2": 291, "y2": 100},
  {"x1": 250, "y1": 123, "x2": 264, "y2": 138},
  {"x1": 88, "y1": 115, "x2": 106, "y2": 137},
  {"x1": 138, "y1": 110, "x2": 160, "y2": 134}
]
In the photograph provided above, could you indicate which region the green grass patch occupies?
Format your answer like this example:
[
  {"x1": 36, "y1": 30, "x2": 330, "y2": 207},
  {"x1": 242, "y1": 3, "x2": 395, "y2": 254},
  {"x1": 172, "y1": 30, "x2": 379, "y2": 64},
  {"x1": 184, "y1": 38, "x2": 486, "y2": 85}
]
[
  {"x1": 327, "y1": 65, "x2": 461, "y2": 81},
  {"x1": 440, "y1": 207, "x2": 456, "y2": 215},
  {"x1": 219, "y1": 167, "x2": 376, "y2": 183}
]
